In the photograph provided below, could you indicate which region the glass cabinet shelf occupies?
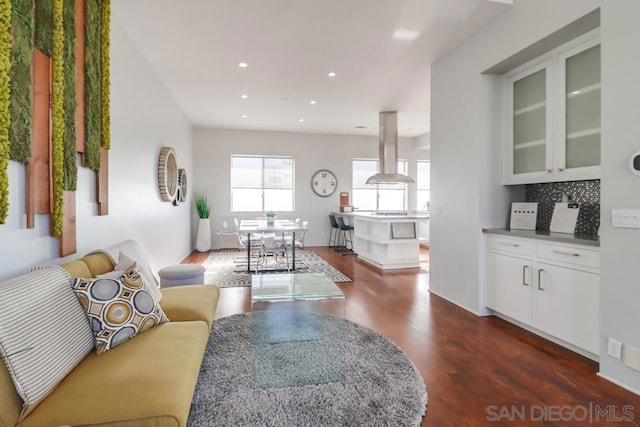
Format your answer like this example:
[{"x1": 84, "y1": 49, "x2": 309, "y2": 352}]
[
  {"x1": 514, "y1": 101, "x2": 546, "y2": 116},
  {"x1": 567, "y1": 83, "x2": 601, "y2": 98},
  {"x1": 567, "y1": 128, "x2": 600, "y2": 140},
  {"x1": 514, "y1": 139, "x2": 546, "y2": 149}
]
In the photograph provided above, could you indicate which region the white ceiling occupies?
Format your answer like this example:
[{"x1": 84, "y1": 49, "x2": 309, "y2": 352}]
[{"x1": 112, "y1": 0, "x2": 510, "y2": 138}]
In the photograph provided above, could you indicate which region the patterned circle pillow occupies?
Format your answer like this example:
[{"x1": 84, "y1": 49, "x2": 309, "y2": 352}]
[{"x1": 72, "y1": 263, "x2": 169, "y2": 355}]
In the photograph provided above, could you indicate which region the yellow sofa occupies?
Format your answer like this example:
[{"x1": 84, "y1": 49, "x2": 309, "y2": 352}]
[{"x1": 0, "y1": 252, "x2": 219, "y2": 427}]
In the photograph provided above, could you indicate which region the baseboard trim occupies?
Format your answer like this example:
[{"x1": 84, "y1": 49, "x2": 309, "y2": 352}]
[
  {"x1": 428, "y1": 289, "x2": 485, "y2": 317},
  {"x1": 597, "y1": 372, "x2": 640, "y2": 396}
]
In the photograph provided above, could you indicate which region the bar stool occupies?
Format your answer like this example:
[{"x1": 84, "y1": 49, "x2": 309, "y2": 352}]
[
  {"x1": 335, "y1": 216, "x2": 355, "y2": 255},
  {"x1": 328, "y1": 214, "x2": 340, "y2": 248}
]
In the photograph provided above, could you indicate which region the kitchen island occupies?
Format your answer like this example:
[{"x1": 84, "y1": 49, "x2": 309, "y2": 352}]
[{"x1": 333, "y1": 212, "x2": 429, "y2": 270}]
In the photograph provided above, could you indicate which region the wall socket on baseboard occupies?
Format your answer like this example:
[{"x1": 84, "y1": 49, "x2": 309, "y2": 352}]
[{"x1": 608, "y1": 338, "x2": 623, "y2": 360}]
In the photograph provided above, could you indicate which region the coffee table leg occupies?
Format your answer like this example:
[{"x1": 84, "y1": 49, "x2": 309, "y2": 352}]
[{"x1": 247, "y1": 233, "x2": 251, "y2": 273}]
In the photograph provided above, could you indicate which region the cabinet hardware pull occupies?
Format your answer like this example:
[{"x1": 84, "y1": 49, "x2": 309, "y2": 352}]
[
  {"x1": 500, "y1": 242, "x2": 519, "y2": 247},
  {"x1": 538, "y1": 269, "x2": 544, "y2": 290},
  {"x1": 546, "y1": 169, "x2": 552, "y2": 173},
  {"x1": 522, "y1": 265, "x2": 528, "y2": 286},
  {"x1": 558, "y1": 168, "x2": 565, "y2": 172},
  {"x1": 552, "y1": 250, "x2": 580, "y2": 257}
]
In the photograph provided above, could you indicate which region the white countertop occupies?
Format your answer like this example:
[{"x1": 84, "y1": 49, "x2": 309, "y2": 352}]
[{"x1": 332, "y1": 211, "x2": 429, "y2": 220}]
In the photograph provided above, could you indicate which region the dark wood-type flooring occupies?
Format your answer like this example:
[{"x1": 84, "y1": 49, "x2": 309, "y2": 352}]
[{"x1": 184, "y1": 246, "x2": 640, "y2": 426}]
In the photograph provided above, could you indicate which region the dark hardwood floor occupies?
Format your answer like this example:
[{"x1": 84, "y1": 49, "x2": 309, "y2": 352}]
[{"x1": 184, "y1": 246, "x2": 640, "y2": 426}]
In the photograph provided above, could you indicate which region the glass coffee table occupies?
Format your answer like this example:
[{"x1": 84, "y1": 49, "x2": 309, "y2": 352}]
[
  {"x1": 250, "y1": 273, "x2": 346, "y2": 388},
  {"x1": 251, "y1": 272, "x2": 345, "y2": 317}
]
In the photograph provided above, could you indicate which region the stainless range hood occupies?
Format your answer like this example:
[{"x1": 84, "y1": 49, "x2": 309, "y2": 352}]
[{"x1": 365, "y1": 111, "x2": 415, "y2": 184}]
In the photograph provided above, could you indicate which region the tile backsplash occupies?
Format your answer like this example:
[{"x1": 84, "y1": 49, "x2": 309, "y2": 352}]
[{"x1": 525, "y1": 180, "x2": 600, "y2": 235}]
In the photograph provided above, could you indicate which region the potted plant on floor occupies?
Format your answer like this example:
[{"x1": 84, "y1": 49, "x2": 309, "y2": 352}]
[
  {"x1": 194, "y1": 192, "x2": 212, "y2": 252},
  {"x1": 265, "y1": 210, "x2": 277, "y2": 226}
]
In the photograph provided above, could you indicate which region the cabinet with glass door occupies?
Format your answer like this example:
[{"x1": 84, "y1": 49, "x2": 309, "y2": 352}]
[{"x1": 504, "y1": 29, "x2": 600, "y2": 185}]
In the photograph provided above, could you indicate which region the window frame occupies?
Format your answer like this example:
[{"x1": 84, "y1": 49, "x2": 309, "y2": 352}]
[
  {"x1": 416, "y1": 160, "x2": 430, "y2": 212},
  {"x1": 230, "y1": 155, "x2": 295, "y2": 212},
  {"x1": 351, "y1": 158, "x2": 408, "y2": 211}
]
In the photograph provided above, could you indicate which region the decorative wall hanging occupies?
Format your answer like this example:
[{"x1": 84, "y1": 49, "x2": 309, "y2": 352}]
[
  {"x1": 51, "y1": 0, "x2": 65, "y2": 237},
  {"x1": 178, "y1": 168, "x2": 187, "y2": 203},
  {"x1": 100, "y1": 0, "x2": 110, "y2": 150},
  {"x1": 8, "y1": 0, "x2": 33, "y2": 164},
  {"x1": 0, "y1": 0, "x2": 11, "y2": 223},
  {"x1": 63, "y1": 0, "x2": 77, "y2": 191},
  {"x1": 158, "y1": 147, "x2": 178, "y2": 202},
  {"x1": 35, "y1": 0, "x2": 53, "y2": 55},
  {"x1": 84, "y1": 0, "x2": 101, "y2": 170}
]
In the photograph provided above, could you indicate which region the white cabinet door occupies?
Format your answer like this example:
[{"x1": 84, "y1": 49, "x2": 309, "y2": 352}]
[
  {"x1": 503, "y1": 30, "x2": 600, "y2": 185},
  {"x1": 504, "y1": 61, "x2": 554, "y2": 185},
  {"x1": 487, "y1": 252, "x2": 533, "y2": 324},
  {"x1": 533, "y1": 262, "x2": 599, "y2": 354}
]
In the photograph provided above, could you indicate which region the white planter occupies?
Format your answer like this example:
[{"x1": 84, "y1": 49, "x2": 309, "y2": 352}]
[
  {"x1": 196, "y1": 218, "x2": 211, "y2": 252},
  {"x1": 266, "y1": 217, "x2": 275, "y2": 226}
]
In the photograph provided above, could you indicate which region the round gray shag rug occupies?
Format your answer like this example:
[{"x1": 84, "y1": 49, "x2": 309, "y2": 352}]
[{"x1": 188, "y1": 310, "x2": 427, "y2": 426}]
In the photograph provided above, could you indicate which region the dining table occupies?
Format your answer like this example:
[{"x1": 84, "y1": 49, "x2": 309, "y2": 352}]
[{"x1": 238, "y1": 219, "x2": 307, "y2": 273}]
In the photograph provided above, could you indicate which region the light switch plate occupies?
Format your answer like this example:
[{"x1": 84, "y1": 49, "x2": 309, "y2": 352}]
[{"x1": 611, "y1": 210, "x2": 640, "y2": 229}]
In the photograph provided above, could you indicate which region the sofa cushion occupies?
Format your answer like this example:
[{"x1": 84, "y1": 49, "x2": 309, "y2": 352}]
[
  {"x1": 101, "y1": 240, "x2": 162, "y2": 302},
  {"x1": 160, "y1": 285, "x2": 220, "y2": 329},
  {"x1": 72, "y1": 265, "x2": 169, "y2": 355},
  {"x1": 0, "y1": 266, "x2": 95, "y2": 421},
  {"x1": 18, "y1": 321, "x2": 209, "y2": 427}
]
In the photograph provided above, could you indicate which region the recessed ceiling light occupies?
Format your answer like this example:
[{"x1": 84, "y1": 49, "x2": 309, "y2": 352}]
[
  {"x1": 241, "y1": 94, "x2": 248, "y2": 99},
  {"x1": 327, "y1": 72, "x2": 336, "y2": 77},
  {"x1": 408, "y1": 128, "x2": 414, "y2": 131},
  {"x1": 310, "y1": 100, "x2": 317, "y2": 105},
  {"x1": 281, "y1": 98, "x2": 288, "y2": 101},
  {"x1": 238, "y1": 62, "x2": 248, "y2": 68},
  {"x1": 298, "y1": 118, "x2": 305, "y2": 122},
  {"x1": 241, "y1": 114, "x2": 248, "y2": 118}
]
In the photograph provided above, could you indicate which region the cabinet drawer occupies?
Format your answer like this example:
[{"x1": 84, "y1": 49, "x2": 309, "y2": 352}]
[
  {"x1": 536, "y1": 243, "x2": 600, "y2": 269},
  {"x1": 488, "y1": 237, "x2": 534, "y2": 256}
]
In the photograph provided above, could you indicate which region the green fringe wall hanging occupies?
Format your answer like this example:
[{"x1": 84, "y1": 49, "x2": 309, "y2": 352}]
[
  {"x1": 35, "y1": 0, "x2": 53, "y2": 55},
  {"x1": 0, "y1": 0, "x2": 11, "y2": 223},
  {"x1": 8, "y1": 0, "x2": 34, "y2": 164},
  {"x1": 51, "y1": 0, "x2": 64, "y2": 236},
  {"x1": 100, "y1": 0, "x2": 109, "y2": 150},
  {"x1": 84, "y1": 0, "x2": 100, "y2": 170},
  {"x1": 62, "y1": 0, "x2": 76, "y2": 190}
]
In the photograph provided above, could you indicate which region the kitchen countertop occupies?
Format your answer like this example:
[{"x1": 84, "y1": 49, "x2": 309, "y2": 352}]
[
  {"x1": 332, "y1": 211, "x2": 429, "y2": 220},
  {"x1": 483, "y1": 228, "x2": 600, "y2": 247}
]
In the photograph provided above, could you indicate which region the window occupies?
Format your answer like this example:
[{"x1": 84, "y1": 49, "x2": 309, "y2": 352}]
[
  {"x1": 231, "y1": 156, "x2": 294, "y2": 212},
  {"x1": 417, "y1": 161, "x2": 430, "y2": 211},
  {"x1": 352, "y1": 159, "x2": 408, "y2": 211}
]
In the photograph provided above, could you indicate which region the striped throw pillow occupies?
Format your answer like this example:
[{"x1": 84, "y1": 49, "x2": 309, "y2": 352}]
[{"x1": 0, "y1": 266, "x2": 95, "y2": 420}]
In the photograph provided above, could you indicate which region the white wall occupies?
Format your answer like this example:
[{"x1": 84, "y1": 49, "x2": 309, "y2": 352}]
[
  {"x1": 192, "y1": 128, "x2": 428, "y2": 248},
  {"x1": 431, "y1": 0, "x2": 640, "y2": 392},
  {"x1": 599, "y1": 0, "x2": 640, "y2": 393},
  {"x1": 0, "y1": 17, "x2": 194, "y2": 281}
]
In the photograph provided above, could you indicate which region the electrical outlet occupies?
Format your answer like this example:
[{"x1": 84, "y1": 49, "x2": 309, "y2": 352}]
[{"x1": 608, "y1": 338, "x2": 623, "y2": 360}]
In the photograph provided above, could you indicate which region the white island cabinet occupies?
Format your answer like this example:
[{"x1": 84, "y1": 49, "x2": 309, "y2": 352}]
[{"x1": 335, "y1": 212, "x2": 428, "y2": 270}]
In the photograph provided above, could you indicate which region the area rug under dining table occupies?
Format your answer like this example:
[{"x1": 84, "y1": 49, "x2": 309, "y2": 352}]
[
  {"x1": 203, "y1": 250, "x2": 352, "y2": 287},
  {"x1": 188, "y1": 311, "x2": 427, "y2": 426}
]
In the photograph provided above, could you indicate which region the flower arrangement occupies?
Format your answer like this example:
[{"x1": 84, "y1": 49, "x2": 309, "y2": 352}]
[
  {"x1": 194, "y1": 192, "x2": 211, "y2": 219},
  {"x1": 265, "y1": 211, "x2": 277, "y2": 218}
]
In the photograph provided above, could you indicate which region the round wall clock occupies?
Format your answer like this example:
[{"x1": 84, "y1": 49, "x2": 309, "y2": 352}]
[{"x1": 311, "y1": 169, "x2": 337, "y2": 197}]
